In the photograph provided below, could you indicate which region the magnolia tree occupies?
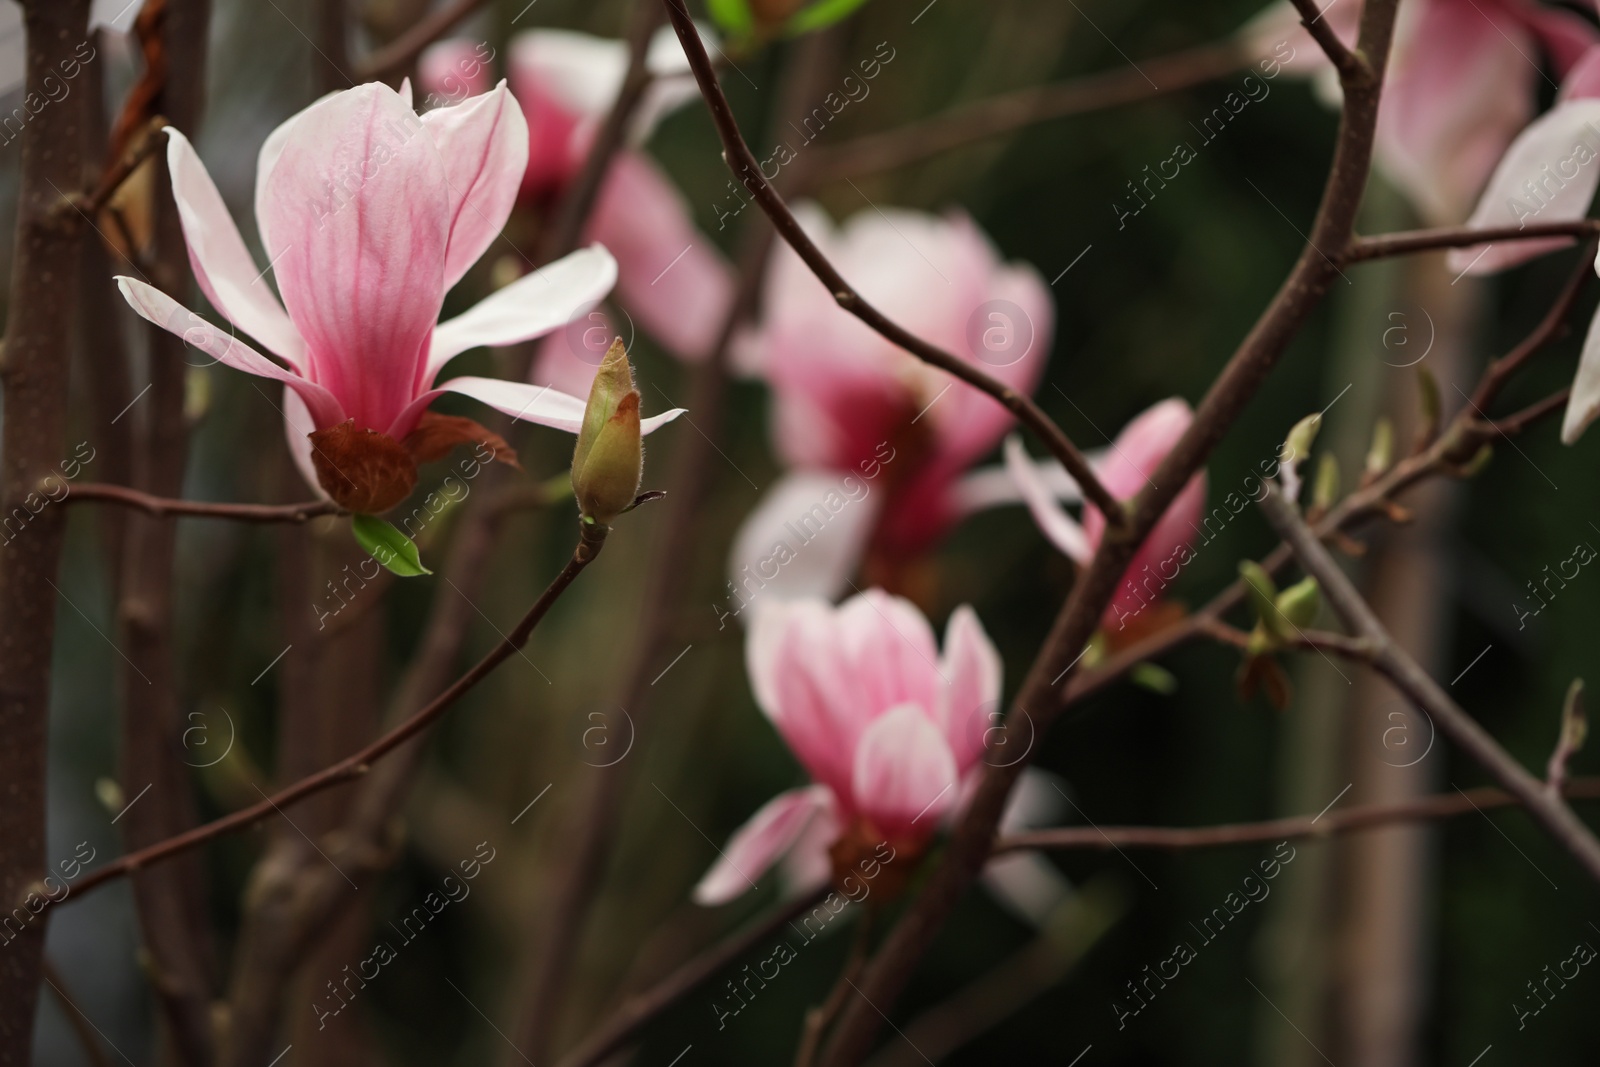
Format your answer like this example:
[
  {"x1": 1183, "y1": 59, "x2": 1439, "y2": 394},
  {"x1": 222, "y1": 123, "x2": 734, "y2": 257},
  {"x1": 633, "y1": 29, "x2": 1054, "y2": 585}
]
[{"x1": 1, "y1": 0, "x2": 1598, "y2": 1064}]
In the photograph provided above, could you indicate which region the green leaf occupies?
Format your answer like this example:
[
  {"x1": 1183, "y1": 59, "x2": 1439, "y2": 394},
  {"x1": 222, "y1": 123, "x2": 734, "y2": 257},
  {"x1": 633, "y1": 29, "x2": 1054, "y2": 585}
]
[
  {"x1": 708, "y1": 0, "x2": 754, "y2": 34},
  {"x1": 351, "y1": 514, "x2": 432, "y2": 577},
  {"x1": 787, "y1": 0, "x2": 872, "y2": 33}
]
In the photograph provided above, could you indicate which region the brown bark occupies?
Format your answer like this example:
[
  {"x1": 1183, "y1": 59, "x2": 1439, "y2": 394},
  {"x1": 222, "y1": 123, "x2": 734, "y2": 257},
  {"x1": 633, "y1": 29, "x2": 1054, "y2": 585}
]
[{"x1": 0, "y1": 2, "x2": 93, "y2": 1061}]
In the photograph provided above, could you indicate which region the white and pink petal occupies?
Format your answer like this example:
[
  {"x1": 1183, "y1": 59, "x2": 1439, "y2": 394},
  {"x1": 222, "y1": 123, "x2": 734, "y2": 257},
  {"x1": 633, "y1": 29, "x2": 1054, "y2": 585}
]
[
  {"x1": 165, "y1": 128, "x2": 305, "y2": 368},
  {"x1": 116, "y1": 277, "x2": 344, "y2": 429},
  {"x1": 426, "y1": 245, "x2": 617, "y2": 382},
  {"x1": 692, "y1": 784, "x2": 833, "y2": 905},
  {"x1": 851, "y1": 703, "x2": 960, "y2": 836},
  {"x1": 421, "y1": 82, "x2": 530, "y2": 291}
]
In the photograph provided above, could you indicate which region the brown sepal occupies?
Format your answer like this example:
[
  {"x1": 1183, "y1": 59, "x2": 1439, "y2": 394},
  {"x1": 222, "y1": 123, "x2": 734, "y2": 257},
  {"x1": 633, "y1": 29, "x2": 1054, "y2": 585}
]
[
  {"x1": 828, "y1": 816, "x2": 923, "y2": 909},
  {"x1": 1237, "y1": 654, "x2": 1293, "y2": 711},
  {"x1": 308, "y1": 421, "x2": 418, "y2": 514},
  {"x1": 402, "y1": 412, "x2": 521, "y2": 470}
]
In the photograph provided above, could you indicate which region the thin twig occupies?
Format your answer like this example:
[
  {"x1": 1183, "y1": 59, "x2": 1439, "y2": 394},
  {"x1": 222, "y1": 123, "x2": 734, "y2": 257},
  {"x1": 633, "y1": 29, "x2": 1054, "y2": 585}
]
[
  {"x1": 806, "y1": 40, "x2": 1246, "y2": 183},
  {"x1": 1288, "y1": 0, "x2": 1368, "y2": 81},
  {"x1": 1257, "y1": 482, "x2": 1600, "y2": 886},
  {"x1": 1477, "y1": 388, "x2": 1569, "y2": 437},
  {"x1": 553, "y1": 889, "x2": 828, "y2": 1067},
  {"x1": 64, "y1": 482, "x2": 339, "y2": 522},
  {"x1": 53, "y1": 521, "x2": 608, "y2": 908},
  {"x1": 40, "y1": 959, "x2": 115, "y2": 1067},
  {"x1": 355, "y1": 0, "x2": 488, "y2": 82},
  {"x1": 1472, "y1": 237, "x2": 1597, "y2": 410},
  {"x1": 660, "y1": 0, "x2": 1126, "y2": 529},
  {"x1": 999, "y1": 779, "x2": 1600, "y2": 853},
  {"x1": 795, "y1": 911, "x2": 873, "y2": 1067},
  {"x1": 1342, "y1": 219, "x2": 1600, "y2": 264}
]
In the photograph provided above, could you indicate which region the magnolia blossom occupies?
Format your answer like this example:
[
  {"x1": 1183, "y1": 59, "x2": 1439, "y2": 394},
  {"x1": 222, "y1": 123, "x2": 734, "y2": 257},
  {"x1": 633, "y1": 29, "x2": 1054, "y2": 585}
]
[
  {"x1": 116, "y1": 81, "x2": 682, "y2": 513},
  {"x1": 1005, "y1": 398, "x2": 1206, "y2": 628},
  {"x1": 421, "y1": 27, "x2": 734, "y2": 367},
  {"x1": 694, "y1": 590, "x2": 1001, "y2": 905},
  {"x1": 1244, "y1": 0, "x2": 1598, "y2": 225},
  {"x1": 1441, "y1": 37, "x2": 1600, "y2": 443},
  {"x1": 725, "y1": 204, "x2": 1052, "y2": 608}
]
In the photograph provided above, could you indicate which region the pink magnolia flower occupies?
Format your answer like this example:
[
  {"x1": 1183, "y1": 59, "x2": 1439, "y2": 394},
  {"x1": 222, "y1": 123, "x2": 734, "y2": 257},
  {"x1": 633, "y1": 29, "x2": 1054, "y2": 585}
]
[
  {"x1": 115, "y1": 82, "x2": 682, "y2": 513},
  {"x1": 1005, "y1": 398, "x2": 1206, "y2": 630},
  {"x1": 1245, "y1": 0, "x2": 1599, "y2": 224},
  {"x1": 1447, "y1": 38, "x2": 1600, "y2": 276},
  {"x1": 724, "y1": 204, "x2": 1052, "y2": 609},
  {"x1": 420, "y1": 27, "x2": 734, "y2": 365},
  {"x1": 694, "y1": 590, "x2": 1001, "y2": 905}
]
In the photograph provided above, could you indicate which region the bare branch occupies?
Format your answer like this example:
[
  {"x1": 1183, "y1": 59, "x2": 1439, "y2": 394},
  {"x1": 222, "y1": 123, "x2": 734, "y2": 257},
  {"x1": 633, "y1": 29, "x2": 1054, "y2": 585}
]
[
  {"x1": 1257, "y1": 483, "x2": 1600, "y2": 886},
  {"x1": 659, "y1": 0, "x2": 1127, "y2": 529},
  {"x1": 999, "y1": 779, "x2": 1600, "y2": 853},
  {"x1": 1288, "y1": 0, "x2": 1369, "y2": 81},
  {"x1": 553, "y1": 889, "x2": 828, "y2": 1067},
  {"x1": 64, "y1": 482, "x2": 339, "y2": 522},
  {"x1": 1472, "y1": 236, "x2": 1597, "y2": 411},
  {"x1": 1343, "y1": 219, "x2": 1600, "y2": 264}
]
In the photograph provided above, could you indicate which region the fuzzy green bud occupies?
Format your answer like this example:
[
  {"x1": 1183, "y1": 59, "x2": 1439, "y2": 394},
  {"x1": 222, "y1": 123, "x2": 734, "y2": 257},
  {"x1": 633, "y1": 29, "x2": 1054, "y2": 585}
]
[
  {"x1": 1239, "y1": 560, "x2": 1280, "y2": 625},
  {"x1": 1313, "y1": 453, "x2": 1340, "y2": 512},
  {"x1": 1272, "y1": 576, "x2": 1321, "y2": 634},
  {"x1": 1417, "y1": 367, "x2": 1441, "y2": 441},
  {"x1": 1283, "y1": 413, "x2": 1322, "y2": 466},
  {"x1": 572, "y1": 339, "x2": 643, "y2": 525},
  {"x1": 1365, "y1": 418, "x2": 1394, "y2": 480}
]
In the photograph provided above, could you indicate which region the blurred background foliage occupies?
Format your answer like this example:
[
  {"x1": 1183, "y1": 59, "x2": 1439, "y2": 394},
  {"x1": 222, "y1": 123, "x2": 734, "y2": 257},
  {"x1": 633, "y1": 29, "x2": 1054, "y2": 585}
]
[{"x1": 3, "y1": 0, "x2": 1598, "y2": 1063}]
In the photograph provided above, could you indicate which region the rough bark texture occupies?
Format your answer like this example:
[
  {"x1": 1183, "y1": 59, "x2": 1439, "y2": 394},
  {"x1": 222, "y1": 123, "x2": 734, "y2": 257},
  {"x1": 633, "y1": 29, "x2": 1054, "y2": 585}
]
[{"x1": 0, "y1": 2, "x2": 93, "y2": 1061}]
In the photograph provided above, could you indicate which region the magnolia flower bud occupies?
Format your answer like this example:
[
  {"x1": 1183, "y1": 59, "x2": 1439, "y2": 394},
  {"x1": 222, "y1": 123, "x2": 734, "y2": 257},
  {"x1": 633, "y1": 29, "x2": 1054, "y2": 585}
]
[{"x1": 572, "y1": 339, "x2": 643, "y2": 525}]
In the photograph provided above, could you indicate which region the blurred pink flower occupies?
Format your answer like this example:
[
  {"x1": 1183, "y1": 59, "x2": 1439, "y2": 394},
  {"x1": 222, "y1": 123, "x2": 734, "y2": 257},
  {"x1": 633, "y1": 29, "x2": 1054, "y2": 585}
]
[
  {"x1": 421, "y1": 27, "x2": 735, "y2": 364},
  {"x1": 1246, "y1": 0, "x2": 1599, "y2": 224},
  {"x1": 116, "y1": 81, "x2": 681, "y2": 512},
  {"x1": 1005, "y1": 398, "x2": 1206, "y2": 628},
  {"x1": 693, "y1": 590, "x2": 1000, "y2": 905},
  {"x1": 725, "y1": 204, "x2": 1052, "y2": 606}
]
